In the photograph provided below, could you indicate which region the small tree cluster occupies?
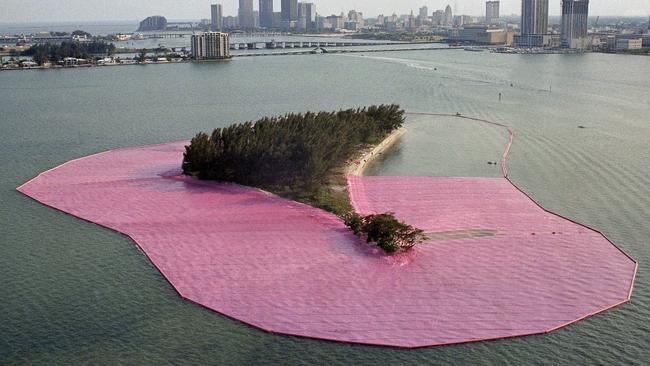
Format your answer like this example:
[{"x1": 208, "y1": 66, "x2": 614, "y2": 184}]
[{"x1": 344, "y1": 212, "x2": 427, "y2": 253}]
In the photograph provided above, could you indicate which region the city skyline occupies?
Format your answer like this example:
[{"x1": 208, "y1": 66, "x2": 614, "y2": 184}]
[{"x1": 0, "y1": 0, "x2": 647, "y2": 23}]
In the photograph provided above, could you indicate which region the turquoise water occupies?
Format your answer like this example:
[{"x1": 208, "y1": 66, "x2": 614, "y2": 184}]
[{"x1": 1, "y1": 51, "x2": 649, "y2": 364}]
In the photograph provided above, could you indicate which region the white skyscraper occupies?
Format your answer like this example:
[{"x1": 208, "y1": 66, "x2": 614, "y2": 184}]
[{"x1": 191, "y1": 32, "x2": 231, "y2": 59}]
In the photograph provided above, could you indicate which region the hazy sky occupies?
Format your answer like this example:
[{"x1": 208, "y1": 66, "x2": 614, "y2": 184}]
[{"x1": 0, "y1": 0, "x2": 647, "y2": 23}]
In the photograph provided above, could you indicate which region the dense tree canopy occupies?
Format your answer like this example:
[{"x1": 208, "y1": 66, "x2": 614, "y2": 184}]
[
  {"x1": 183, "y1": 105, "x2": 405, "y2": 191},
  {"x1": 21, "y1": 41, "x2": 116, "y2": 65},
  {"x1": 183, "y1": 104, "x2": 426, "y2": 253}
]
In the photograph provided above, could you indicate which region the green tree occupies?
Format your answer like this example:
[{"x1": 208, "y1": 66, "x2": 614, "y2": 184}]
[
  {"x1": 138, "y1": 49, "x2": 148, "y2": 62},
  {"x1": 21, "y1": 40, "x2": 116, "y2": 64},
  {"x1": 344, "y1": 212, "x2": 427, "y2": 253}
]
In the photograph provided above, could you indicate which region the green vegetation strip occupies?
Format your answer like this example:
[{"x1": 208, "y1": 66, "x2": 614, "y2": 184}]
[{"x1": 21, "y1": 41, "x2": 116, "y2": 65}]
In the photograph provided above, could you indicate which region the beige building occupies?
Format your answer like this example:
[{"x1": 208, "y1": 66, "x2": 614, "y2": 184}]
[
  {"x1": 616, "y1": 38, "x2": 643, "y2": 51},
  {"x1": 451, "y1": 25, "x2": 513, "y2": 45},
  {"x1": 191, "y1": 32, "x2": 231, "y2": 60}
]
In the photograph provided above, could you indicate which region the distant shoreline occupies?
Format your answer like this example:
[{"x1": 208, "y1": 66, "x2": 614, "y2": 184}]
[{"x1": 1, "y1": 47, "x2": 457, "y2": 71}]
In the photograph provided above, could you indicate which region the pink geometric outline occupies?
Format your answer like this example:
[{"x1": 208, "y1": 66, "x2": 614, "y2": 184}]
[{"x1": 16, "y1": 114, "x2": 637, "y2": 348}]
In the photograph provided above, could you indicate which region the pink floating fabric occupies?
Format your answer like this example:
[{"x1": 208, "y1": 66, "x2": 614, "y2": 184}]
[{"x1": 17, "y1": 141, "x2": 636, "y2": 348}]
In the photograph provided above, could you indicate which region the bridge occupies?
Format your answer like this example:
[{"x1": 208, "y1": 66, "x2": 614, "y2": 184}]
[
  {"x1": 142, "y1": 33, "x2": 191, "y2": 39},
  {"x1": 229, "y1": 40, "x2": 402, "y2": 50},
  {"x1": 233, "y1": 46, "x2": 462, "y2": 57},
  {"x1": 142, "y1": 31, "x2": 287, "y2": 39}
]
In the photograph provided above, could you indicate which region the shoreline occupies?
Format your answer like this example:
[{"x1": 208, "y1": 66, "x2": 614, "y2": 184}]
[{"x1": 346, "y1": 127, "x2": 406, "y2": 176}]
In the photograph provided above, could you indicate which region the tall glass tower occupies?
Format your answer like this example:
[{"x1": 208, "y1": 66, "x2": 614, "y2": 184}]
[
  {"x1": 561, "y1": 0, "x2": 589, "y2": 48},
  {"x1": 521, "y1": 0, "x2": 549, "y2": 35},
  {"x1": 281, "y1": 0, "x2": 298, "y2": 21},
  {"x1": 238, "y1": 0, "x2": 255, "y2": 28},
  {"x1": 259, "y1": 0, "x2": 274, "y2": 28}
]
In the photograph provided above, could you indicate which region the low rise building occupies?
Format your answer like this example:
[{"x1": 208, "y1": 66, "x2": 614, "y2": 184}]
[
  {"x1": 513, "y1": 34, "x2": 560, "y2": 48},
  {"x1": 616, "y1": 38, "x2": 643, "y2": 50},
  {"x1": 450, "y1": 25, "x2": 513, "y2": 45}
]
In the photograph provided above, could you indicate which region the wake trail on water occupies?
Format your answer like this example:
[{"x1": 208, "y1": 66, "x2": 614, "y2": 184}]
[{"x1": 344, "y1": 53, "x2": 553, "y2": 93}]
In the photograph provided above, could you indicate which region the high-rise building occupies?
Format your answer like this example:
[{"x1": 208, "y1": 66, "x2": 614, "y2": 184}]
[
  {"x1": 486, "y1": 1, "x2": 500, "y2": 24},
  {"x1": 407, "y1": 10, "x2": 417, "y2": 31},
  {"x1": 191, "y1": 32, "x2": 230, "y2": 59},
  {"x1": 281, "y1": 0, "x2": 298, "y2": 21},
  {"x1": 432, "y1": 10, "x2": 445, "y2": 25},
  {"x1": 561, "y1": 0, "x2": 589, "y2": 48},
  {"x1": 305, "y1": 3, "x2": 316, "y2": 24},
  {"x1": 211, "y1": 4, "x2": 223, "y2": 31},
  {"x1": 297, "y1": 2, "x2": 316, "y2": 30},
  {"x1": 259, "y1": 0, "x2": 274, "y2": 28},
  {"x1": 444, "y1": 5, "x2": 453, "y2": 26},
  {"x1": 239, "y1": 0, "x2": 255, "y2": 28},
  {"x1": 521, "y1": 0, "x2": 548, "y2": 35},
  {"x1": 419, "y1": 6, "x2": 429, "y2": 19}
]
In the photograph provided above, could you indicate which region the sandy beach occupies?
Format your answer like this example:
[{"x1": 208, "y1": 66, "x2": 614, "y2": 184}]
[{"x1": 346, "y1": 127, "x2": 406, "y2": 176}]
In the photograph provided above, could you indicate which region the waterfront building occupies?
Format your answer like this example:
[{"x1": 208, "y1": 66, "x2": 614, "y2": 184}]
[
  {"x1": 282, "y1": 0, "x2": 298, "y2": 21},
  {"x1": 616, "y1": 38, "x2": 642, "y2": 50},
  {"x1": 521, "y1": 0, "x2": 548, "y2": 35},
  {"x1": 137, "y1": 16, "x2": 167, "y2": 31},
  {"x1": 560, "y1": 0, "x2": 589, "y2": 49},
  {"x1": 259, "y1": 0, "x2": 274, "y2": 28},
  {"x1": 444, "y1": 5, "x2": 453, "y2": 26},
  {"x1": 450, "y1": 25, "x2": 512, "y2": 45},
  {"x1": 486, "y1": 1, "x2": 500, "y2": 24},
  {"x1": 239, "y1": 0, "x2": 255, "y2": 29},
  {"x1": 211, "y1": 4, "x2": 223, "y2": 31},
  {"x1": 191, "y1": 32, "x2": 230, "y2": 59},
  {"x1": 516, "y1": 0, "x2": 551, "y2": 47},
  {"x1": 514, "y1": 33, "x2": 560, "y2": 48}
]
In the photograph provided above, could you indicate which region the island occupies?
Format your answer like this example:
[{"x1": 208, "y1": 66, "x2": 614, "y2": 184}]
[
  {"x1": 182, "y1": 104, "x2": 426, "y2": 252},
  {"x1": 17, "y1": 110, "x2": 637, "y2": 348}
]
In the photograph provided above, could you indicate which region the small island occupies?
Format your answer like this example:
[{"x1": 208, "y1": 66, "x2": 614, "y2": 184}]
[
  {"x1": 18, "y1": 110, "x2": 638, "y2": 347},
  {"x1": 183, "y1": 104, "x2": 426, "y2": 252}
]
